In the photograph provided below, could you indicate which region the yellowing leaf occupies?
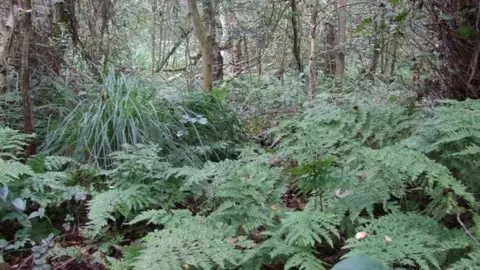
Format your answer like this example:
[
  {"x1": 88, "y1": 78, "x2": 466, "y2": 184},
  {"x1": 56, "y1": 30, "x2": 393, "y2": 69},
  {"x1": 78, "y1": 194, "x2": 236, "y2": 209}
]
[
  {"x1": 355, "y1": 231, "x2": 368, "y2": 240},
  {"x1": 385, "y1": 235, "x2": 392, "y2": 242}
]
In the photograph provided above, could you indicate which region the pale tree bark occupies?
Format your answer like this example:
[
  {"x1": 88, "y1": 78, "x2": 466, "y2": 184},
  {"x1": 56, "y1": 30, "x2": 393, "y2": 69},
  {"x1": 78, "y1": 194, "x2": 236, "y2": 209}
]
[
  {"x1": 0, "y1": 1, "x2": 17, "y2": 91},
  {"x1": 335, "y1": 0, "x2": 347, "y2": 90},
  {"x1": 187, "y1": 0, "x2": 213, "y2": 91},
  {"x1": 290, "y1": 0, "x2": 302, "y2": 73},
  {"x1": 308, "y1": 0, "x2": 319, "y2": 102},
  {"x1": 219, "y1": 4, "x2": 231, "y2": 73},
  {"x1": 230, "y1": 7, "x2": 242, "y2": 76},
  {"x1": 20, "y1": 0, "x2": 35, "y2": 155},
  {"x1": 278, "y1": 21, "x2": 289, "y2": 85}
]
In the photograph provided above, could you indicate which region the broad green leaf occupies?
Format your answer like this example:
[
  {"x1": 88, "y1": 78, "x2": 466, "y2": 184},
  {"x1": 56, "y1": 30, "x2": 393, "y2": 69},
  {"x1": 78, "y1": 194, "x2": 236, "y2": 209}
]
[
  {"x1": 12, "y1": 198, "x2": 26, "y2": 211},
  {"x1": 331, "y1": 255, "x2": 388, "y2": 270},
  {"x1": 457, "y1": 25, "x2": 474, "y2": 38}
]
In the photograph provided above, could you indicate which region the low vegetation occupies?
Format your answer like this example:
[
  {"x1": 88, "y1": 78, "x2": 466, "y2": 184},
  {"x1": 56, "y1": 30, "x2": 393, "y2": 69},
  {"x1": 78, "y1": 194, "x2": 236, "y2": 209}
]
[{"x1": 2, "y1": 0, "x2": 480, "y2": 269}]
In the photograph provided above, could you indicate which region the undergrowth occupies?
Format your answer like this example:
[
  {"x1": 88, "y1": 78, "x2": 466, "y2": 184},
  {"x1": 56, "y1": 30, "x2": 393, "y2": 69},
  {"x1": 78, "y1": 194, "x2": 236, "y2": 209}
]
[
  {"x1": 79, "y1": 95, "x2": 480, "y2": 269},
  {"x1": 41, "y1": 70, "x2": 244, "y2": 167},
  {"x1": 4, "y1": 74, "x2": 480, "y2": 269}
]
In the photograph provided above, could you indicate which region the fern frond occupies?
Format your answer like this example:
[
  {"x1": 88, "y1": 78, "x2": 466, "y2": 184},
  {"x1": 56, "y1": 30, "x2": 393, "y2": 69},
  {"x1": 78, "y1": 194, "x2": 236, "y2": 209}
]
[
  {"x1": 43, "y1": 156, "x2": 75, "y2": 170},
  {"x1": 0, "y1": 127, "x2": 34, "y2": 159},
  {"x1": 0, "y1": 159, "x2": 34, "y2": 185},
  {"x1": 343, "y1": 213, "x2": 468, "y2": 270},
  {"x1": 134, "y1": 217, "x2": 242, "y2": 270},
  {"x1": 276, "y1": 210, "x2": 340, "y2": 247},
  {"x1": 86, "y1": 185, "x2": 156, "y2": 236},
  {"x1": 326, "y1": 146, "x2": 477, "y2": 221},
  {"x1": 284, "y1": 250, "x2": 326, "y2": 270},
  {"x1": 126, "y1": 209, "x2": 192, "y2": 227},
  {"x1": 448, "y1": 250, "x2": 480, "y2": 270},
  {"x1": 272, "y1": 99, "x2": 416, "y2": 162}
]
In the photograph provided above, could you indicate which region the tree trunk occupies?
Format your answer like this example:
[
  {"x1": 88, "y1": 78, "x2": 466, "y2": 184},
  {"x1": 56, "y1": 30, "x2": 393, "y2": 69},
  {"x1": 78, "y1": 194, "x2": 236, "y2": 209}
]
[
  {"x1": 202, "y1": 0, "x2": 223, "y2": 82},
  {"x1": 20, "y1": 0, "x2": 35, "y2": 155},
  {"x1": 335, "y1": 0, "x2": 347, "y2": 90},
  {"x1": 187, "y1": 0, "x2": 213, "y2": 91},
  {"x1": 219, "y1": 4, "x2": 231, "y2": 73},
  {"x1": 278, "y1": 21, "x2": 289, "y2": 85},
  {"x1": 151, "y1": 0, "x2": 157, "y2": 73},
  {"x1": 322, "y1": 0, "x2": 336, "y2": 76},
  {"x1": 230, "y1": 7, "x2": 242, "y2": 76},
  {"x1": 389, "y1": 33, "x2": 398, "y2": 78},
  {"x1": 289, "y1": 0, "x2": 302, "y2": 73},
  {"x1": 0, "y1": 1, "x2": 16, "y2": 91},
  {"x1": 367, "y1": 4, "x2": 385, "y2": 81},
  {"x1": 308, "y1": 0, "x2": 319, "y2": 102}
]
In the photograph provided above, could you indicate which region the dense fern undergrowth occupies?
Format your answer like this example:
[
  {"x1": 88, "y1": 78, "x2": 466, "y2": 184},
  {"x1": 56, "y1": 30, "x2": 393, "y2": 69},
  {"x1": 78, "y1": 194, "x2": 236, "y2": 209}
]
[{"x1": 2, "y1": 73, "x2": 480, "y2": 270}]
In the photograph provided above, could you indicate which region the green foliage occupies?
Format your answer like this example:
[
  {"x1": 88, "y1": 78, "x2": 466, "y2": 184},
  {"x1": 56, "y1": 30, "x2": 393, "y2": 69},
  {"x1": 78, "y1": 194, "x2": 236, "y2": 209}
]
[
  {"x1": 335, "y1": 146, "x2": 476, "y2": 220},
  {"x1": 343, "y1": 213, "x2": 469, "y2": 269},
  {"x1": 272, "y1": 96, "x2": 417, "y2": 163},
  {"x1": 0, "y1": 126, "x2": 87, "y2": 261},
  {"x1": 405, "y1": 99, "x2": 480, "y2": 196},
  {"x1": 206, "y1": 156, "x2": 284, "y2": 232},
  {"x1": 241, "y1": 210, "x2": 340, "y2": 270},
  {"x1": 85, "y1": 185, "x2": 155, "y2": 237},
  {"x1": 331, "y1": 255, "x2": 388, "y2": 270},
  {"x1": 448, "y1": 250, "x2": 480, "y2": 269},
  {"x1": 42, "y1": 70, "x2": 244, "y2": 166},
  {"x1": 132, "y1": 212, "x2": 243, "y2": 270},
  {"x1": 80, "y1": 97, "x2": 480, "y2": 270}
]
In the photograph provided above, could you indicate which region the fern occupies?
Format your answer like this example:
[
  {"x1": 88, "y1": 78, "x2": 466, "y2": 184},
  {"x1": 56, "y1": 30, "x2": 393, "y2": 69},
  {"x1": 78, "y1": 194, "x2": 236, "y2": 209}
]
[
  {"x1": 86, "y1": 185, "x2": 156, "y2": 236},
  {"x1": 0, "y1": 159, "x2": 34, "y2": 186},
  {"x1": 205, "y1": 157, "x2": 284, "y2": 232},
  {"x1": 133, "y1": 216, "x2": 243, "y2": 270},
  {"x1": 43, "y1": 156, "x2": 75, "y2": 171},
  {"x1": 126, "y1": 209, "x2": 193, "y2": 227},
  {"x1": 343, "y1": 213, "x2": 469, "y2": 269},
  {"x1": 0, "y1": 127, "x2": 34, "y2": 160},
  {"x1": 272, "y1": 98, "x2": 417, "y2": 163},
  {"x1": 320, "y1": 146, "x2": 476, "y2": 221},
  {"x1": 277, "y1": 210, "x2": 339, "y2": 247},
  {"x1": 448, "y1": 250, "x2": 480, "y2": 269},
  {"x1": 241, "y1": 210, "x2": 340, "y2": 270},
  {"x1": 405, "y1": 99, "x2": 480, "y2": 195}
]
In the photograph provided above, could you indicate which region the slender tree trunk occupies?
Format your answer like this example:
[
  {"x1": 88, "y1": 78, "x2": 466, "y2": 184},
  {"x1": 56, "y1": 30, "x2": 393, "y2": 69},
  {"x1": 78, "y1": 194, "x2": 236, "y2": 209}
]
[
  {"x1": 278, "y1": 21, "x2": 288, "y2": 85},
  {"x1": 156, "y1": 28, "x2": 192, "y2": 72},
  {"x1": 289, "y1": 0, "x2": 302, "y2": 73},
  {"x1": 389, "y1": 33, "x2": 398, "y2": 77},
  {"x1": 322, "y1": 0, "x2": 336, "y2": 76},
  {"x1": 157, "y1": 0, "x2": 166, "y2": 63},
  {"x1": 202, "y1": 0, "x2": 223, "y2": 82},
  {"x1": 151, "y1": 0, "x2": 157, "y2": 73},
  {"x1": 257, "y1": 39, "x2": 263, "y2": 77},
  {"x1": 219, "y1": 4, "x2": 231, "y2": 73},
  {"x1": 0, "y1": 1, "x2": 16, "y2": 91},
  {"x1": 187, "y1": 0, "x2": 213, "y2": 91},
  {"x1": 335, "y1": 0, "x2": 347, "y2": 90},
  {"x1": 367, "y1": 4, "x2": 385, "y2": 81},
  {"x1": 21, "y1": 0, "x2": 35, "y2": 155},
  {"x1": 380, "y1": 40, "x2": 388, "y2": 75},
  {"x1": 230, "y1": 9, "x2": 242, "y2": 76},
  {"x1": 244, "y1": 35, "x2": 250, "y2": 75},
  {"x1": 308, "y1": 0, "x2": 319, "y2": 102}
]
